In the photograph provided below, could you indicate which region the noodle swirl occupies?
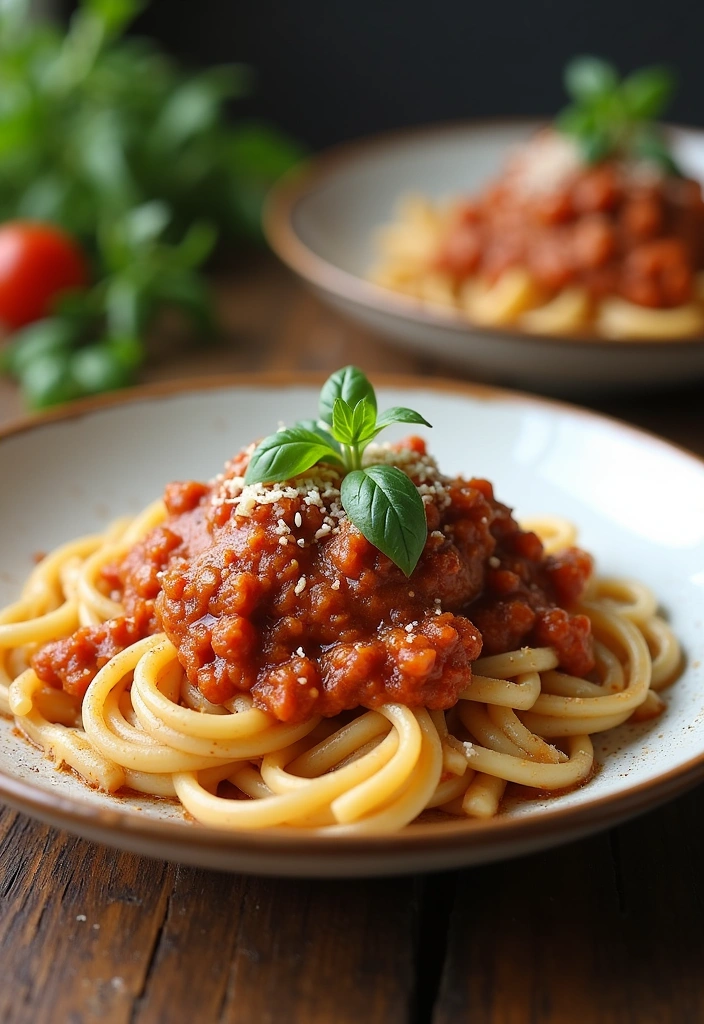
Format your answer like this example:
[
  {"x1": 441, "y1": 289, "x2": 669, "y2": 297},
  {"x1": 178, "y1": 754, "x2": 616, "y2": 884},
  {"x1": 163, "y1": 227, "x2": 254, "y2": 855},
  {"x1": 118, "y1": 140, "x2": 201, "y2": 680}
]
[{"x1": 0, "y1": 508, "x2": 681, "y2": 833}]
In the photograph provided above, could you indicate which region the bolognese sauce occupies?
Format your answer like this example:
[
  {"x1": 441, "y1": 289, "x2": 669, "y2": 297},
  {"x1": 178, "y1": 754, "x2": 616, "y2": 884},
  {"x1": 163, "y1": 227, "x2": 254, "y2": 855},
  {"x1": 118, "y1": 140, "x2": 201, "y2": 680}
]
[
  {"x1": 434, "y1": 130, "x2": 704, "y2": 309},
  {"x1": 33, "y1": 438, "x2": 594, "y2": 724}
]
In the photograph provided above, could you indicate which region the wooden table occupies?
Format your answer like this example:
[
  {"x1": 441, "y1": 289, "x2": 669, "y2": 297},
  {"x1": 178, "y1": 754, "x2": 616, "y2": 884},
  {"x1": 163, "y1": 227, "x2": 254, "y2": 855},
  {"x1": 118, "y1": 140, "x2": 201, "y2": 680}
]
[{"x1": 1, "y1": 254, "x2": 703, "y2": 1024}]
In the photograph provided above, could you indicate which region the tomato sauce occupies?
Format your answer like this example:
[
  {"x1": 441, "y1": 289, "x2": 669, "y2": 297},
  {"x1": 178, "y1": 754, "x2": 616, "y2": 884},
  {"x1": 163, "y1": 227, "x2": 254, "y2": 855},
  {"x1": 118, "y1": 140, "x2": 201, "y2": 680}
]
[
  {"x1": 33, "y1": 439, "x2": 594, "y2": 723},
  {"x1": 434, "y1": 131, "x2": 704, "y2": 308}
]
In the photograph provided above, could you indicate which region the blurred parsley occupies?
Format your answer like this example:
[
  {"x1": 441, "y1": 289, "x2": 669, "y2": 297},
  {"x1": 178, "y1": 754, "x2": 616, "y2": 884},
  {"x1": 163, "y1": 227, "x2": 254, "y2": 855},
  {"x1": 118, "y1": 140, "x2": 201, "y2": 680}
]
[
  {"x1": 0, "y1": 0, "x2": 304, "y2": 408},
  {"x1": 557, "y1": 56, "x2": 679, "y2": 173}
]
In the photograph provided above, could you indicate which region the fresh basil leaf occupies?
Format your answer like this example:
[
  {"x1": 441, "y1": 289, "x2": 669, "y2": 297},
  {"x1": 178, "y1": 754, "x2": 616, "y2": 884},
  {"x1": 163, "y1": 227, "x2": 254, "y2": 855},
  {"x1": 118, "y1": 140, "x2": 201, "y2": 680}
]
[
  {"x1": 85, "y1": 0, "x2": 143, "y2": 37},
  {"x1": 245, "y1": 428, "x2": 343, "y2": 485},
  {"x1": 331, "y1": 396, "x2": 378, "y2": 446},
  {"x1": 175, "y1": 220, "x2": 217, "y2": 269},
  {"x1": 622, "y1": 66, "x2": 675, "y2": 120},
  {"x1": 20, "y1": 351, "x2": 81, "y2": 410},
  {"x1": 331, "y1": 397, "x2": 357, "y2": 445},
  {"x1": 2, "y1": 318, "x2": 77, "y2": 375},
  {"x1": 555, "y1": 103, "x2": 597, "y2": 139},
  {"x1": 319, "y1": 366, "x2": 376, "y2": 427},
  {"x1": 632, "y1": 126, "x2": 681, "y2": 175},
  {"x1": 71, "y1": 342, "x2": 135, "y2": 394},
  {"x1": 341, "y1": 465, "x2": 427, "y2": 577},
  {"x1": 578, "y1": 129, "x2": 612, "y2": 164},
  {"x1": 375, "y1": 407, "x2": 432, "y2": 432},
  {"x1": 105, "y1": 275, "x2": 144, "y2": 337},
  {"x1": 564, "y1": 56, "x2": 619, "y2": 103},
  {"x1": 295, "y1": 419, "x2": 341, "y2": 452},
  {"x1": 123, "y1": 201, "x2": 171, "y2": 249},
  {"x1": 351, "y1": 398, "x2": 378, "y2": 443},
  {"x1": 106, "y1": 334, "x2": 144, "y2": 370}
]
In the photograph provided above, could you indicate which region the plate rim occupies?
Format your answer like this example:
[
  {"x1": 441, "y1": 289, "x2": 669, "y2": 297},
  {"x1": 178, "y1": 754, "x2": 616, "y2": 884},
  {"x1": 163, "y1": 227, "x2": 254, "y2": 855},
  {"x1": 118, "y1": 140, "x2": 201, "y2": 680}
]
[
  {"x1": 1, "y1": 371, "x2": 704, "y2": 865},
  {"x1": 264, "y1": 116, "x2": 704, "y2": 350}
]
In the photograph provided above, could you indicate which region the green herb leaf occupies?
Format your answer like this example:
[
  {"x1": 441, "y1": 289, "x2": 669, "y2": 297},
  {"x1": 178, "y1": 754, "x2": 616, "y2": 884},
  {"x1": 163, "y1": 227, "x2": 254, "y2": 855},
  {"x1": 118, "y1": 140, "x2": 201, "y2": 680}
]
[
  {"x1": 632, "y1": 125, "x2": 682, "y2": 175},
  {"x1": 375, "y1": 407, "x2": 432, "y2": 432},
  {"x1": 330, "y1": 398, "x2": 357, "y2": 445},
  {"x1": 20, "y1": 351, "x2": 81, "y2": 409},
  {"x1": 564, "y1": 56, "x2": 618, "y2": 103},
  {"x1": 330, "y1": 397, "x2": 378, "y2": 447},
  {"x1": 319, "y1": 366, "x2": 376, "y2": 427},
  {"x1": 245, "y1": 427, "x2": 343, "y2": 486},
  {"x1": 351, "y1": 398, "x2": 378, "y2": 444},
  {"x1": 557, "y1": 57, "x2": 678, "y2": 168},
  {"x1": 85, "y1": 0, "x2": 144, "y2": 37},
  {"x1": 0, "y1": 0, "x2": 305, "y2": 408},
  {"x1": 294, "y1": 419, "x2": 341, "y2": 452},
  {"x1": 622, "y1": 66, "x2": 675, "y2": 120},
  {"x1": 578, "y1": 129, "x2": 612, "y2": 165},
  {"x1": 105, "y1": 275, "x2": 144, "y2": 337},
  {"x1": 1, "y1": 318, "x2": 77, "y2": 375},
  {"x1": 106, "y1": 334, "x2": 143, "y2": 370},
  {"x1": 341, "y1": 465, "x2": 427, "y2": 577},
  {"x1": 555, "y1": 103, "x2": 596, "y2": 139},
  {"x1": 71, "y1": 341, "x2": 135, "y2": 394}
]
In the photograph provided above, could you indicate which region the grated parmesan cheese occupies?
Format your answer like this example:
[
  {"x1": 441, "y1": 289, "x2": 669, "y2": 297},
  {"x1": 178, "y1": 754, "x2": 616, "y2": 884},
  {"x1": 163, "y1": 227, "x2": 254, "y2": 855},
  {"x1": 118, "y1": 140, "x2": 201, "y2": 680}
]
[{"x1": 210, "y1": 440, "x2": 455, "y2": 547}]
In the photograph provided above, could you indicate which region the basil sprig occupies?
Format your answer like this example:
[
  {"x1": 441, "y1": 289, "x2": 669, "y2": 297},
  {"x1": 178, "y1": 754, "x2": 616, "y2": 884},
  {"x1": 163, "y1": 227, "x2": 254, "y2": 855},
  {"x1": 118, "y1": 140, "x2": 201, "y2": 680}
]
[
  {"x1": 557, "y1": 56, "x2": 679, "y2": 172},
  {"x1": 244, "y1": 366, "x2": 432, "y2": 576}
]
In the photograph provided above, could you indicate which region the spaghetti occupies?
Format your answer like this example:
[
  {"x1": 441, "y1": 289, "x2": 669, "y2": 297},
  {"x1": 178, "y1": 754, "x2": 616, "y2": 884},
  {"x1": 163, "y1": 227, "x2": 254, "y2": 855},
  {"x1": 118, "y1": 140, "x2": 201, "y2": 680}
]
[{"x1": 0, "y1": 443, "x2": 680, "y2": 833}]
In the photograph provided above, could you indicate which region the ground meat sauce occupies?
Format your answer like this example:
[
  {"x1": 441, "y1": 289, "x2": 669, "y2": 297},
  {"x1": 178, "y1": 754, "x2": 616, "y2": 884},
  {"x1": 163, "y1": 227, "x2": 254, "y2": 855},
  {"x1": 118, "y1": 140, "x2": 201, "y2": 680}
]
[
  {"x1": 434, "y1": 129, "x2": 704, "y2": 308},
  {"x1": 33, "y1": 438, "x2": 595, "y2": 723}
]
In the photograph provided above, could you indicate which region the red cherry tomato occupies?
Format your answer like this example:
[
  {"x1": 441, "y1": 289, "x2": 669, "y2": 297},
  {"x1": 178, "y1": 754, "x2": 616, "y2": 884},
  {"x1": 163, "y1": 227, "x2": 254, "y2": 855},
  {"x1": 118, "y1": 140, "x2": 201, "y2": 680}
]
[{"x1": 0, "y1": 222, "x2": 89, "y2": 330}]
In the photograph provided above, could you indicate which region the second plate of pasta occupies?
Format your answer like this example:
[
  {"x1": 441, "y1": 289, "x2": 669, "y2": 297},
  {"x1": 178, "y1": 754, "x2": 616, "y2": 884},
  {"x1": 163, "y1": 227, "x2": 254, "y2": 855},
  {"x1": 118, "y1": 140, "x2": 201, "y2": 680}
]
[{"x1": 266, "y1": 121, "x2": 704, "y2": 394}]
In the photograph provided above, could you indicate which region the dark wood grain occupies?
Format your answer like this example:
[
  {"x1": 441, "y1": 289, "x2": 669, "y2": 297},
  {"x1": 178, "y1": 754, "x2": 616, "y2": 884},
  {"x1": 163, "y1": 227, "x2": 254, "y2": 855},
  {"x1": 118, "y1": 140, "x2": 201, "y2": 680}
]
[
  {"x1": 1, "y1": 254, "x2": 703, "y2": 1024},
  {"x1": 434, "y1": 785, "x2": 704, "y2": 1024},
  {"x1": 133, "y1": 873, "x2": 418, "y2": 1024},
  {"x1": 0, "y1": 805, "x2": 418, "y2": 1024}
]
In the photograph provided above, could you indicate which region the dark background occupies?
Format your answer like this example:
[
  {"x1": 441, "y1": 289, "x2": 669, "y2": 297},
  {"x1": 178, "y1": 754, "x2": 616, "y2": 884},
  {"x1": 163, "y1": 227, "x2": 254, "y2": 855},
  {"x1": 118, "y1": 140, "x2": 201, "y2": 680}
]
[{"x1": 128, "y1": 0, "x2": 704, "y2": 149}]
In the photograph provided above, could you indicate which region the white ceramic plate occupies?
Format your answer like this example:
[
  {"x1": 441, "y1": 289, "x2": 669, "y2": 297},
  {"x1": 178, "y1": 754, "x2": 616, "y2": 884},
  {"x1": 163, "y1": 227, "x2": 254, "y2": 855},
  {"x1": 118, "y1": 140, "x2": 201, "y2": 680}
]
[
  {"x1": 1, "y1": 376, "x2": 703, "y2": 876},
  {"x1": 265, "y1": 121, "x2": 704, "y2": 396}
]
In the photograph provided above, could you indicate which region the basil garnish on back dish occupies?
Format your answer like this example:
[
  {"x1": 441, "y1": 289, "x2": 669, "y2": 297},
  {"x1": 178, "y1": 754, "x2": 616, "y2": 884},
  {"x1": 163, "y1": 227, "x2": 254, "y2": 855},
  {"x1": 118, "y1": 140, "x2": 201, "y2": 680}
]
[
  {"x1": 244, "y1": 366, "x2": 431, "y2": 575},
  {"x1": 557, "y1": 56, "x2": 679, "y2": 172}
]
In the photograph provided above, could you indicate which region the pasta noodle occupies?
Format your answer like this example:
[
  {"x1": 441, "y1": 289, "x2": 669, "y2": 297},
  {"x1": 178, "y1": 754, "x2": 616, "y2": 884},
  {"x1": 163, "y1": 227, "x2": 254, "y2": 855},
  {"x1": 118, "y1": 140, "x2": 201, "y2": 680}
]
[{"x1": 0, "y1": 508, "x2": 680, "y2": 833}]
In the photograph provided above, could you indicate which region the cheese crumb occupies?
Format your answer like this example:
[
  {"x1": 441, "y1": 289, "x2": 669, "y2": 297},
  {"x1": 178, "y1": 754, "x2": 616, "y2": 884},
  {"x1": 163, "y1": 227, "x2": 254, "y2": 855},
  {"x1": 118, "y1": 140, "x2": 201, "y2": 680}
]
[
  {"x1": 488, "y1": 556, "x2": 500, "y2": 568},
  {"x1": 294, "y1": 577, "x2": 306, "y2": 596},
  {"x1": 331, "y1": 579, "x2": 341, "y2": 590},
  {"x1": 296, "y1": 646, "x2": 305, "y2": 657},
  {"x1": 297, "y1": 537, "x2": 305, "y2": 548}
]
